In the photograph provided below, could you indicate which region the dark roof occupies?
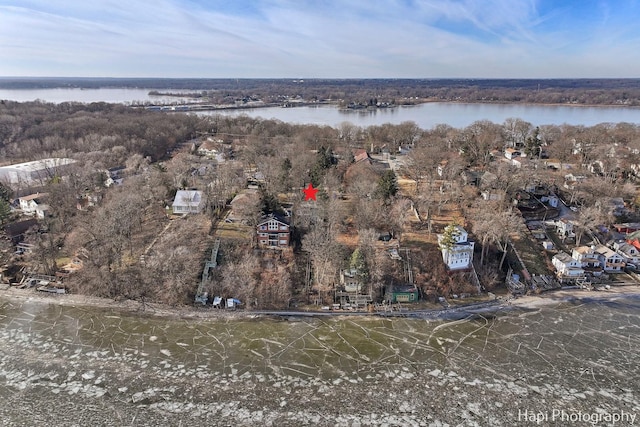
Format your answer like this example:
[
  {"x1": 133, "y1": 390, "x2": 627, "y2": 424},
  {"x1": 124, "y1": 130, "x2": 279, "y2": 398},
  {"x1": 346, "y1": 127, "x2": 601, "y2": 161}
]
[
  {"x1": 4, "y1": 219, "x2": 38, "y2": 240},
  {"x1": 390, "y1": 284, "x2": 418, "y2": 293}
]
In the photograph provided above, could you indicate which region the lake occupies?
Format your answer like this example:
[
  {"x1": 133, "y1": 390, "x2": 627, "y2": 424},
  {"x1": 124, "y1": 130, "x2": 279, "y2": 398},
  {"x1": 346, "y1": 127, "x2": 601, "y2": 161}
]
[
  {"x1": 1, "y1": 87, "x2": 639, "y2": 128},
  {"x1": 205, "y1": 103, "x2": 640, "y2": 129},
  {"x1": 1, "y1": 294, "x2": 638, "y2": 425},
  {"x1": 0, "y1": 87, "x2": 197, "y2": 105}
]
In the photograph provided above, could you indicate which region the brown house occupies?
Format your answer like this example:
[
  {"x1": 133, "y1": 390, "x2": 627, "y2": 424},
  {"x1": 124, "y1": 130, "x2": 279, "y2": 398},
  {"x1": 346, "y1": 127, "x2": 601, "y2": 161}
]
[{"x1": 256, "y1": 214, "x2": 290, "y2": 248}]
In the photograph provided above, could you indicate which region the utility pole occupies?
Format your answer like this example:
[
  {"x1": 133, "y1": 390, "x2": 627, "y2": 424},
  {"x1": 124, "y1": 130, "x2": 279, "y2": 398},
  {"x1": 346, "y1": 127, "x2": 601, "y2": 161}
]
[{"x1": 404, "y1": 248, "x2": 413, "y2": 284}]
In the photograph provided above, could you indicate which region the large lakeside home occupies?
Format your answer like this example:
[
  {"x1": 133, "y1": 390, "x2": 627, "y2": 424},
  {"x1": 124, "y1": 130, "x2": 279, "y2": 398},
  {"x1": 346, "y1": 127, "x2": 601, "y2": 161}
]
[
  {"x1": 256, "y1": 214, "x2": 290, "y2": 248},
  {"x1": 437, "y1": 225, "x2": 474, "y2": 270}
]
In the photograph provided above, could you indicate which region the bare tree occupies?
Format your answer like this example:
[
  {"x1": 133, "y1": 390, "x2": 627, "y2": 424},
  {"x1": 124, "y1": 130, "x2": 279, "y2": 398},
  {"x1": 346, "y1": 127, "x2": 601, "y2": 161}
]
[
  {"x1": 574, "y1": 206, "x2": 607, "y2": 246},
  {"x1": 302, "y1": 223, "x2": 345, "y2": 303}
]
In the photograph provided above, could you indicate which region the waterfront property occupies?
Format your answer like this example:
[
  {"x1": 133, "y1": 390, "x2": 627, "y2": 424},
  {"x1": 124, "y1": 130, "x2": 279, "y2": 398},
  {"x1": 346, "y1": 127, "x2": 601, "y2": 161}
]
[
  {"x1": 438, "y1": 225, "x2": 475, "y2": 270},
  {"x1": 552, "y1": 252, "x2": 585, "y2": 280},
  {"x1": 594, "y1": 245, "x2": 625, "y2": 272},
  {"x1": 385, "y1": 284, "x2": 419, "y2": 303},
  {"x1": 256, "y1": 214, "x2": 290, "y2": 248}
]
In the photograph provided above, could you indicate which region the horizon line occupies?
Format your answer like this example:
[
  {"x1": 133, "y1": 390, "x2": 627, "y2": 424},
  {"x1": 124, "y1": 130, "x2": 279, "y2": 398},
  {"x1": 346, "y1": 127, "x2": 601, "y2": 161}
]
[{"x1": 1, "y1": 76, "x2": 640, "y2": 81}]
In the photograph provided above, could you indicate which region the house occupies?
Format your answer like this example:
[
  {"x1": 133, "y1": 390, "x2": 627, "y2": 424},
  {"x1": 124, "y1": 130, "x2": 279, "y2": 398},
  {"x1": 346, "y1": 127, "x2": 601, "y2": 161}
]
[
  {"x1": 197, "y1": 141, "x2": 218, "y2": 157},
  {"x1": 563, "y1": 173, "x2": 586, "y2": 190},
  {"x1": 256, "y1": 214, "x2": 290, "y2": 248},
  {"x1": 504, "y1": 148, "x2": 521, "y2": 160},
  {"x1": 4, "y1": 218, "x2": 38, "y2": 244},
  {"x1": 197, "y1": 141, "x2": 225, "y2": 162},
  {"x1": 626, "y1": 230, "x2": 640, "y2": 250},
  {"x1": 18, "y1": 193, "x2": 49, "y2": 218},
  {"x1": 340, "y1": 269, "x2": 363, "y2": 293},
  {"x1": 353, "y1": 149, "x2": 372, "y2": 164},
  {"x1": 551, "y1": 252, "x2": 584, "y2": 279},
  {"x1": 599, "y1": 197, "x2": 626, "y2": 217},
  {"x1": 461, "y1": 170, "x2": 480, "y2": 186},
  {"x1": 613, "y1": 223, "x2": 640, "y2": 234},
  {"x1": 437, "y1": 225, "x2": 475, "y2": 270},
  {"x1": 481, "y1": 190, "x2": 505, "y2": 201},
  {"x1": 171, "y1": 190, "x2": 205, "y2": 214},
  {"x1": 572, "y1": 246, "x2": 603, "y2": 275},
  {"x1": 76, "y1": 193, "x2": 101, "y2": 211},
  {"x1": 510, "y1": 157, "x2": 530, "y2": 169},
  {"x1": 541, "y1": 194, "x2": 559, "y2": 208},
  {"x1": 613, "y1": 241, "x2": 640, "y2": 268},
  {"x1": 104, "y1": 166, "x2": 125, "y2": 187},
  {"x1": 228, "y1": 188, "x2": 260, "y2": 222},
  {"x1": 594, "y1": 245, "x2": 625, "y2": 272},
  {"x1": 385, "y1": 284, "x2": 419, "y2": 303},
  {"x1": 554, "y1": 219, "x2": 575, "y2": 240}
]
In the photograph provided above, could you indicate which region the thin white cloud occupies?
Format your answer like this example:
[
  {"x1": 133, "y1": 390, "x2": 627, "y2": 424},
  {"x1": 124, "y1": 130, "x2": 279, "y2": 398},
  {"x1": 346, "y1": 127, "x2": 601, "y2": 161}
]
[{"x1": 0, "y1": 0, "x2": 638, "y2": 77}]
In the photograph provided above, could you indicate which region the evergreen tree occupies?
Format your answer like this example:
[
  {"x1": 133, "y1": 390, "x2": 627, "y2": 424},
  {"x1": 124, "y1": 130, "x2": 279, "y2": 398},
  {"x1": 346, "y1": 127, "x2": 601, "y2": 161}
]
[
  {"x1": 438, "y1": 223, "x2": 460, "y2": 252},
  {"x1": 524, "y1": 126, "x2": 542, "y2": 158},
  {"x1": 278, "y1": 157, "x2": 292, "y2": 191},
  {"x1": 349, "y1": 248, "x2": 369, "y2": 283},
  {"x1": 0, "y1": 182, "x2": 12, "y2": 202},
  {"x1": 260, "y1": 188, "x2": 282, "y2": 215},
  {"x1": 376, "y1": 170, "x2": 398, "y2": 201},
  {"x1": 0, "y1": 198, "x2": 10, "y2": 224},
  {"x1": 310, "y1": 146, "x2": 335, "y2": 186}
]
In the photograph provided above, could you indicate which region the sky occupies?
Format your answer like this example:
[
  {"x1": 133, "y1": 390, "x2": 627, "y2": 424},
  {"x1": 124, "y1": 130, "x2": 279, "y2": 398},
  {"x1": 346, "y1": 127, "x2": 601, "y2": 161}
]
[{"x1": 1, "y1": 0, "x2": 639, "y2": 78}]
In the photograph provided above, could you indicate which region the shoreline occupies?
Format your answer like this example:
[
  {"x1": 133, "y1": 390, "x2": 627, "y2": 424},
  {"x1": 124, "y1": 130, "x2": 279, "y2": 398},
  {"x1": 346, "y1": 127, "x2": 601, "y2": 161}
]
[{"x1": 1, "y1": 284, "x2": 639, "y2": 322}]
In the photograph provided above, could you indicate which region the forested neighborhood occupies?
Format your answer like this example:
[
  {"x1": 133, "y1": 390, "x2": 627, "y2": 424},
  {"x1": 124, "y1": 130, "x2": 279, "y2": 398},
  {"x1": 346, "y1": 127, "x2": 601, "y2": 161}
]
[{"x1": 2, "y1": 98, "x2": 640, "y2": 310}]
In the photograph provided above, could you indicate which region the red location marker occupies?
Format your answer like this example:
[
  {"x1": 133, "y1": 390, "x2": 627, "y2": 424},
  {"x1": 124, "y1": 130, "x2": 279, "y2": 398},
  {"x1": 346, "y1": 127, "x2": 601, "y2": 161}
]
[{"x1": 303, "y1": 183, "x2": 318, "y2": 201}]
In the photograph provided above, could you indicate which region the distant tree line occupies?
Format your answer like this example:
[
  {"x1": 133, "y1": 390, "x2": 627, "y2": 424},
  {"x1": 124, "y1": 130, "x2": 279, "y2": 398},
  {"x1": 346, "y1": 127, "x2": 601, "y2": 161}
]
[{"x1": 2, "y1": 78, "x2": 640, "y2": 106}]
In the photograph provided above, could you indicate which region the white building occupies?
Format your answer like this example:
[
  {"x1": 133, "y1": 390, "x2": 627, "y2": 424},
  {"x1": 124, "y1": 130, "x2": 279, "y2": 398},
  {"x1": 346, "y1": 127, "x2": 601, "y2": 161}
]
[
  {"x1": 340, "y1": 269, "x2": 363, "y2": 293},
  {"x1": 18, "y1": 193, "x2": 49, "y2": 218},
  {"x1": 0, "y1": 158, "x2": 76, "y2": 186},
  {"x1": 553, "y1": 219, "x2": 575, "y2": 240},
  {"x1": 438, "y1": 225, "x2": 475, "y2": 270},
  {"x1": 552, "y1": 252, "x2": 584, "y2": 279},
  {"x1": 572, "y1": 246, "x2": 603, "y2": 275},
  {"x1": 613, "y1": 241, "x2": 640, "y2": 268},
  {"x1": 594, "y1": 245, "x2": 625, "y2": 273},
  {"x1": 171, "y1": 190, "x2": 205, "y2": 214},
  {"x1": 504, "y1": 148, "x2": 521, "y2": 160}
]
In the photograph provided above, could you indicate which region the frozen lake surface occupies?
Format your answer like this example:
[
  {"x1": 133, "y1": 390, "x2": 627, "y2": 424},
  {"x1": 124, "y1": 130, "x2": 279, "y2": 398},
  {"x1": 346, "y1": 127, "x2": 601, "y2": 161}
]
[{"x1": 0, "y1": 295, "x2": 638, "y2": 425}]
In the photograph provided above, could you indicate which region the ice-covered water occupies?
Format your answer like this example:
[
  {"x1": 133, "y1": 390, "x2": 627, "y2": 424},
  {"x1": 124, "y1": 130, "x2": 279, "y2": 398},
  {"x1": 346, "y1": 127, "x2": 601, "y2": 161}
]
[{"x1": 0, "y1": 296, "x2": 638, "y2": 426}]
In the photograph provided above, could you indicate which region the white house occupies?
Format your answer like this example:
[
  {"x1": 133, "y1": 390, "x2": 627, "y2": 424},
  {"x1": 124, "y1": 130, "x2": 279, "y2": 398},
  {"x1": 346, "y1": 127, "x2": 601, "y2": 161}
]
[
  {"x1": 594, "y1": 245, "x2": 625, "y2": 272},
  {"x1": 18, "y1": 193, "x2": 49, "y2": 218},
  {"x1": 171, "y1": 190, "x2": 205, "y2": 214},
  {"x1": 340, "y1": 269, "x2": 363, "y2": 293},
  {"x1": 481, "y1": 190, "x2": 505, "y2": 201},
  {"x1": 197, "y1": 141, "x2": 225, "y2": 163},
  {"x1": 551, "y1": 252, "x2": 584, "y2": 279},
  {"x1": 572, "y1": 246, "x2": 603, "y2": 275},
  {"x1": 555, "y1": 219, "x2": 575, "y2": 240},
  {"x1": 438, "y1": 225, "x2": 475, "y2": 270},
  {"x1": 613, "y1": 241, "x2": 640, "y2": 268},
  {"x1": 504, "y1": 148, "x2": 521, "y2": 160}
]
